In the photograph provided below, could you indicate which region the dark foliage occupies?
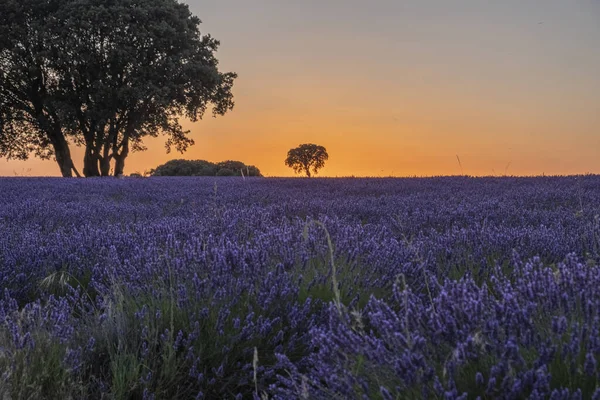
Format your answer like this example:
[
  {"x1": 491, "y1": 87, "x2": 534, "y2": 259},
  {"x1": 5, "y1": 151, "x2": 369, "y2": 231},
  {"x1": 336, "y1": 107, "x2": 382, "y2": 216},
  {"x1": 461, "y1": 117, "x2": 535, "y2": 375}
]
[
  {"x1": 149, "y1": 159, "x2": 262, "y2": 177},
  {"x1": 285, "y1": 143, "x2": 329, "y2": 177},
  {"x1": 0, "y1": 0, "x2": 236, "y2": 177}
]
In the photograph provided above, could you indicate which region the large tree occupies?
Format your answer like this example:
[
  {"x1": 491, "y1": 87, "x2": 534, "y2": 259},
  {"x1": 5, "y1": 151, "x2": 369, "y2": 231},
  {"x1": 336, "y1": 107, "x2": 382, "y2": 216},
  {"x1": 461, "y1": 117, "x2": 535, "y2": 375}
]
[
  {"x1": 0, "y1": 0, "x2": 236, "y2": 177},
  {"x1": 285, "y1": 143, "x2": 329, "y2": 177},
  {"x1": 0, "y1": 0, "x2": 81, "y2": 177}
]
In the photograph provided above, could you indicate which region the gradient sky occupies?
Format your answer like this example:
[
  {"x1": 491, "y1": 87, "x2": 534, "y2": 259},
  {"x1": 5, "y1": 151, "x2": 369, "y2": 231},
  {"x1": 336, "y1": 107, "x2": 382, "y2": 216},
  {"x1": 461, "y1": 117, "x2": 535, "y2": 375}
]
[{"x1": 2, "y1": 0, "x2": 599, "y2": 177}]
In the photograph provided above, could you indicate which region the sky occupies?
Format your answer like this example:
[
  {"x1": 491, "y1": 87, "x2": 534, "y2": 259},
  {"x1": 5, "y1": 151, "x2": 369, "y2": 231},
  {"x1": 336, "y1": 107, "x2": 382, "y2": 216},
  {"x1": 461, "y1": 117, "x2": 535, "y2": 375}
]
[{"x1": 2, "y1": 0, "x2": 600, "y2": 177}]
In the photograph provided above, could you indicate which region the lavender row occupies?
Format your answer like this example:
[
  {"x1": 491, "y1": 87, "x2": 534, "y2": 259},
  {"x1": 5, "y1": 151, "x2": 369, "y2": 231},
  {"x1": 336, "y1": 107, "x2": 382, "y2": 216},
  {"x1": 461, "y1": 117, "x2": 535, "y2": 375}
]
[{"x1": 1, "y1": 176, "x2": 599, "y2": 398}]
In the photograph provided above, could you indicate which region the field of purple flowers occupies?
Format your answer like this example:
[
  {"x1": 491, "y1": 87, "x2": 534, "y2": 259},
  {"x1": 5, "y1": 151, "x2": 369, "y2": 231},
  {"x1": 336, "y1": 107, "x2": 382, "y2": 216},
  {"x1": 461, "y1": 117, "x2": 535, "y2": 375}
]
[{"x1": 1, "y1": 176, "x2": 600, "y2": 399}]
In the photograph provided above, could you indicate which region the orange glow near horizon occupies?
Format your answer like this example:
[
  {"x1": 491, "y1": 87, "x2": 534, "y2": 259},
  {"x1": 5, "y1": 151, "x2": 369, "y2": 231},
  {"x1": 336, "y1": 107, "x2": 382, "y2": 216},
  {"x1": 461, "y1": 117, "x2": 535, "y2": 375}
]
[{"x1": 2, "y1": 0, "x2": 599, "y2": 178}]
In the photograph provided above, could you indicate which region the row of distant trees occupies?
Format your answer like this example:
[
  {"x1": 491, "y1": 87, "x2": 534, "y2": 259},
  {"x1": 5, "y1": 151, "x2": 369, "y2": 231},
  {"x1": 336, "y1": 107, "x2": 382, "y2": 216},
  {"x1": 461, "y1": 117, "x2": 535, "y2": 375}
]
[
  {"x1": 0, "y1": 0, "x2": 235, "y2": 177},
  {"x1": 143, "y1": 144, "x2": 328, "y2": 178},
  {"x1": 147, "y1": 159, "x2": 261, "y2": 177}
]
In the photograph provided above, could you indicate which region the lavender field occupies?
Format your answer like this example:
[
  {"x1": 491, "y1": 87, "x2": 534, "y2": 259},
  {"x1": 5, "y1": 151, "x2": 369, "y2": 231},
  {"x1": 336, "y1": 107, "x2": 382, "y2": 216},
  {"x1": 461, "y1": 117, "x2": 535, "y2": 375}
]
[{"x1": 1, "y1": 176, "x2": 600, "y2": 399}]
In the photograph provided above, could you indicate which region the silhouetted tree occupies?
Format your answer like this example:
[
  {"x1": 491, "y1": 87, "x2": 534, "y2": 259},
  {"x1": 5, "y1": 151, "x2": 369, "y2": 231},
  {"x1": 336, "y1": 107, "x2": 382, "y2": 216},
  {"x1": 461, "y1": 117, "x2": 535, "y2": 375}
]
[
  {"x1": 149, "y1": 159, "x2": 261, "y2": 177},
  {"x1": 0, "y1": 0, "x2": 81, "y2": 177},
  {"x1": 0, "y1": 0, "x2": 236, "y2": 177},
  {"x1": 216, "y1": 160, "x2": 261, "y2": 177},
  {"x1": 150, "y1": 160, "x2": 217, "y2": 176},
  {"x1": 285, "y1": 144, "x2": 328, "y2": 177},
  {"x1": 216, "y1": 168, "x2": 235, "y2": 177}
]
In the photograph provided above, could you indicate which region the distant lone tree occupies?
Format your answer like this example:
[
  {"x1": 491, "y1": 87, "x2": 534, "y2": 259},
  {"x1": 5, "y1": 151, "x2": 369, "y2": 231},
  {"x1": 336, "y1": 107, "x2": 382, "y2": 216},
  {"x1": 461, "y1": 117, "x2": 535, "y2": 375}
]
[
  {"x1": 0, "y1": 0, "x2": 236, "y2": 177},
  {"x1": 285, "y1": 144, "x2": 328, "y2": 177}
]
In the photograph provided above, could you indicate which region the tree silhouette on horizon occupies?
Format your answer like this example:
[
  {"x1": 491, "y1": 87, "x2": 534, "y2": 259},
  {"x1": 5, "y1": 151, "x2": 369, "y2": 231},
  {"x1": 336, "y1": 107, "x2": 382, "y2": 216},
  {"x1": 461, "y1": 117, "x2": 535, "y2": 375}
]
[{"x1": 285, "y1": 144, "x2": 329, "y2": 177}]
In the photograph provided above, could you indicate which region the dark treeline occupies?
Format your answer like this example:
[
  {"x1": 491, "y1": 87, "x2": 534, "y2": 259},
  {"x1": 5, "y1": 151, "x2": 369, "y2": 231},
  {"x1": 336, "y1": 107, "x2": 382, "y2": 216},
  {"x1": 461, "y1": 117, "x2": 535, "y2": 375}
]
[{"x1": 148, "y1": 159, "x2": 262, "y2": 177}]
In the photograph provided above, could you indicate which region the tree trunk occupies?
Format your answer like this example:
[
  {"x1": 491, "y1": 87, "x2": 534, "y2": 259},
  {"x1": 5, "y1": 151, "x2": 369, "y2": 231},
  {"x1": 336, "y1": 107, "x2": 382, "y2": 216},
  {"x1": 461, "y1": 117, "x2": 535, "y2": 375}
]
[
  {"x1": 33, "y1": 105, "x2": 79, "y2": 177},
  {"x1": 100, "y1": 124, "x2": 113, "y2": 177},
  {"x1": 100, "y1": 156, "x2": 111, "y2": 177},
  {"x1": 113, "y1": 138, "x2": 129, "y2": 177},
  {"x1": 304, "y1": 166, "x2": 311, "y2": 178},
  {"x1": 50, "y1": 132, "x2": 77, "y2": 177},
  {"x1": 55, "y1": 147, "x2": 74, "y2": 177},
  {"x1": 114, "y1": 155, "x2": 125, "y2": 177},
  {"x1": 83, "y1": 148, "x2": 101, "y2": 177}
]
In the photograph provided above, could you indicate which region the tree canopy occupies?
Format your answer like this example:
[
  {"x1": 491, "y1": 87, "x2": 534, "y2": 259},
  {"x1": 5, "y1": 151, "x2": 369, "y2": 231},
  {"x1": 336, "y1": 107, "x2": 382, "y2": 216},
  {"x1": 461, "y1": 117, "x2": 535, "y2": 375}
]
[
  {"x1": 285, "y1": 143, "x2": 328, "y2": 177},
  {"x1": 149, "y1": 159, "x2": 262, "y2": 177},
  {"x1": 0, "y1": 0, "x2": 236, "y2": 177}
]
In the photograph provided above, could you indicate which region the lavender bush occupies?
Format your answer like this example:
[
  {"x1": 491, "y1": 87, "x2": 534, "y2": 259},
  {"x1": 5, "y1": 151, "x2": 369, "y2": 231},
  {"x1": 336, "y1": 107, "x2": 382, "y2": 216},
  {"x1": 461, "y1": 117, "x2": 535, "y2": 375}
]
[{"x1": 1, "y1": 176, "x2": 600, "y2": 399}]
